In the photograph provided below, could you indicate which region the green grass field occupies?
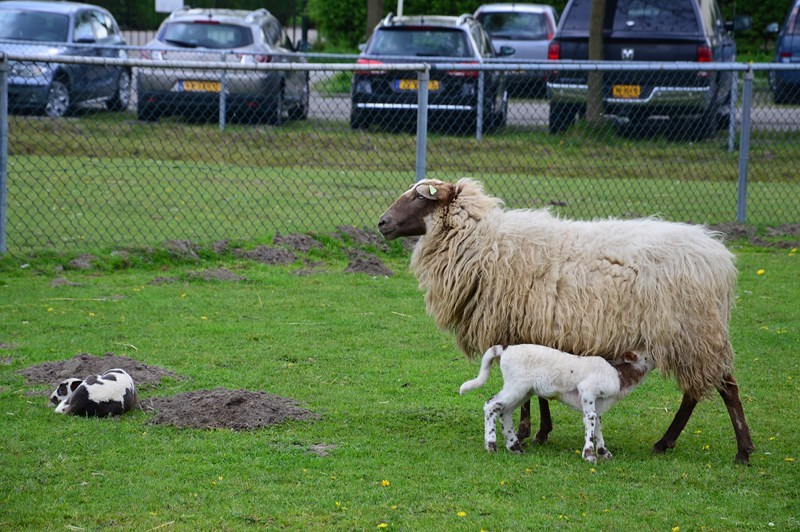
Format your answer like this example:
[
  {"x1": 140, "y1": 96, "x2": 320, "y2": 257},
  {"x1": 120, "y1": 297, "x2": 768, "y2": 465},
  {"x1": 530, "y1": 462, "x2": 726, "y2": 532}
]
[{"x1": 0, "y1": 238, "x2": 797, "y2": 529}]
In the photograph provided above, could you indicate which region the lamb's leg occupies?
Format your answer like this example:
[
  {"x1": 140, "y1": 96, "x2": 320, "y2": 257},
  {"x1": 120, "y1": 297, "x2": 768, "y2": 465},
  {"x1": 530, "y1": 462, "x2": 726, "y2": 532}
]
[
  {"x1": 501, "y1": 406, "x2": 524, "y2": 453},
  {"x1": 484, "y1": 398, "x2": 502, "y2": 452},
  {"x1": 581, "y1": 394, "x2": 598, "y2": 463},
  {"x1": 653, "y1": 393, "x2": 697, "y2": 454},
  {"x1": 595, "y1": 416, "x2": 612, "y2": 460},
  {"x1": 717, "y1": 374, "x2": 756, "y2": 465}
]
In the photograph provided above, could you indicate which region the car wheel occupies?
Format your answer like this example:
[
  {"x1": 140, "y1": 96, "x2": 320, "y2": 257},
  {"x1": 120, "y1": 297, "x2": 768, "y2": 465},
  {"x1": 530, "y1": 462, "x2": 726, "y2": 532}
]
[
  {"x1": 107, "y1": 70, "x2": 131, "y2": 112},
  {"x1": 548, "y1": 102, "x2": 577, "y2": 134},
  {"x1": 288, "y1": 74, "x2": 309, "y2": 121},
  {"x1": 266, "y1": 87, "x2": 285, "y2": 126},
  {"x1": 44, "y1": 80, "x2": 70, "y2": 118},
  {"x1": 136, "y1": 98, "x2": 159, "y2": 122}
]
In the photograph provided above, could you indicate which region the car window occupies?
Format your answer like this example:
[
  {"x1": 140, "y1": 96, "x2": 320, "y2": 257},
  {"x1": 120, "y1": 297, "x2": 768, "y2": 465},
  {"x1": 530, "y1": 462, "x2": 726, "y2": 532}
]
[
  {"x1": 560, "y1": 0, "x2": 699, "y2": 33},
  {"x1": 471, "y1": 25, "x2": 493, "y2": 57},
  {"x1": 478, "y1": 12, "x2": 552, "y2": 40},
  {"x1": 0, "y1": 9, "x2": 69, "y2": 42},
  {"x1": 161, "y1": 22, "x2": 253, "y2": 49},
  {"x1": 369, "y1": 27, "x2": 472, "y2": 57},
  {"x1": 74, "y1": 11, "x2": 96, "y2": 41}
]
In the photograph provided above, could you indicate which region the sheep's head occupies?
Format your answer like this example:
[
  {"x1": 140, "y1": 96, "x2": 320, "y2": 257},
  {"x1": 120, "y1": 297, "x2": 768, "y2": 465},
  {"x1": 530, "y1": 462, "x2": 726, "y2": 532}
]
[
  {"x1": 49, "y1": 378, "x2": 82, "y2": 405},
  {"x1": 378, "y1": 180, "x2": 452, "y2": 240}
]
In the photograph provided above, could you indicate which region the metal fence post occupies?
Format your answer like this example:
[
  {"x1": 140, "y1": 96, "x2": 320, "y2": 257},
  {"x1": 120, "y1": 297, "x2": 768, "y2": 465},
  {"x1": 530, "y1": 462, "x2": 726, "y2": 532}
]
[
  {"x1": 736, "y1": 67, "x2": 754, "y2": 224},
  {"x1": 415, "y1": 65, "x2": 429, "y2": 182},
  {"x1": 0, "y1": 53, "x2": 8, "y2": 254}
]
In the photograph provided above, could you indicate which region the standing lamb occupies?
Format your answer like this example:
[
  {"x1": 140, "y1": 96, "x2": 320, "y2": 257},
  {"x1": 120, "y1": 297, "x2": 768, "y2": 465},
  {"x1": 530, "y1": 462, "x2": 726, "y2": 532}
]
[
  {"x1": 50, "y1": 368, "x2": 137, "y2": 417},
  {"x1": 459, "y1": 345, "x2": 653, "y2": 462},
  {"x1": 378, "y1": 178, "x2": 755, "y2": 464}
]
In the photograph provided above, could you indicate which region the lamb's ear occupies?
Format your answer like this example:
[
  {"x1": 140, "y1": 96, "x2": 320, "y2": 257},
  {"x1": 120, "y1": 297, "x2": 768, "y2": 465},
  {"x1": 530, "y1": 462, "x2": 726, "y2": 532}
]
[
  {"x1": 69, "y1": 380, "x2": 82, "y2": 392},
  {"x1": 621, "y1": 351, "x2": 638, "y2": 363}
]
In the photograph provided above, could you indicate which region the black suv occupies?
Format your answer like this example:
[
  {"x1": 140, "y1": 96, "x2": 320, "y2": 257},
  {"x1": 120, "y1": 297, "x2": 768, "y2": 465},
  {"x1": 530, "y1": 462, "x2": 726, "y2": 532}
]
[
  {"x1": 351, "y1": 13, "x2": 511, "y2": 134},
  {"x1": 547, "y1": 0, "x2": 750, "y2": 137}
]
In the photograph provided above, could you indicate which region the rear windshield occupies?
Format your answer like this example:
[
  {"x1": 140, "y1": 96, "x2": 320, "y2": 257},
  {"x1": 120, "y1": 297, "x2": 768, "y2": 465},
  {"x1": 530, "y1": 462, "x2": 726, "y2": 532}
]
[
  {"x1": 368, "y1": 27, "x2": 472, "y2": 57},
  {"x1": 159, "y1": 21, "x2": 253, "y2": 49},
  {"x1": 561, "y1": 0, "x2": 699, "y2": 33},
  {"x1": 477, "y1": 12, "x2": 553, "y2": 40},
  {"x1": 0, "y1": 9, "x2": 69, "y2": 42}
]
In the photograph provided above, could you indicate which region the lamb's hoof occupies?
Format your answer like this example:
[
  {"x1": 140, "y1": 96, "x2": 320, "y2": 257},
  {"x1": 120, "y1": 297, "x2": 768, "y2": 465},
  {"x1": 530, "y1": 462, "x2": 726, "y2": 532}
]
[
  {"x1": 509, "y1": 441, "x2": 524, "y2": 454},
  {"x1": 597, "y1": 447, "x2": 613, "y2": 460},
  {"x1": 486, "y1": 442, "x2": 497, "y2": 453},
  {"x1": 582, "y1": 449, "x2": 597, "y2": 463}
]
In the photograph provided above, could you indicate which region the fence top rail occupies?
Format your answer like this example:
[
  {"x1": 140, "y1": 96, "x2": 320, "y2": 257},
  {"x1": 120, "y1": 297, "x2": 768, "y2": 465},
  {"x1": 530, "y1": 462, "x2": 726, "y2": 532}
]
[{"x1": 1, "y1": 51, "x2": 798, "y2": 73}]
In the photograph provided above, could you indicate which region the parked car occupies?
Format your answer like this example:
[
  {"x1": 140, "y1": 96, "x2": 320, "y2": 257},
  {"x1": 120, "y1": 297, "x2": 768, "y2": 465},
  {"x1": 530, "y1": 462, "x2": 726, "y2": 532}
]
[
  {"x1": 137, "y1": 7, "x2": 308, "y2": 124},
  {"x1": 474, "y1": 3, "x2": 558, "y2": 97},
  {"x1": 351, "y1": 13, "x2": 512, "y2": 134},
  {"x1": 0, "y1": 0, "x2": 130, "y2": 117},
  {"x1": 767, "y1": 0, "x2": 800, "y2": 104},
  {"x1": 546, "y1": 0, "x2": 750, "y2": 137}
]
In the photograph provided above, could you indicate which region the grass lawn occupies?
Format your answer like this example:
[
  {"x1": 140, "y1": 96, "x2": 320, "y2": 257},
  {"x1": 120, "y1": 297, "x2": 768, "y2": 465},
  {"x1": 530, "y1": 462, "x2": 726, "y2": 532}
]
[{"x1": 0, "y1": 239, "x2": 797, "y2": 529}]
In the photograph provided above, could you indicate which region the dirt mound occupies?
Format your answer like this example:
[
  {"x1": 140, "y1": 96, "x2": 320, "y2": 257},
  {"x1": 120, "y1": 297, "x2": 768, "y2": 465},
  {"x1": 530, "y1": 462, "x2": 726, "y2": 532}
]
[
  {"x1": 18, "y1": 353, "x2": 181, "y2": 388},
  {"x1": 273, "y1": 232, "x2": 323, "y2": 253},
  {"x1": 235, "y1": 245, "x2": 297, "y2": 265},
  {"x1": 345, "y1": 250, "x2": 394, "y2": 276},
  {"x1": 143, "y1": 388, "x2": 318, "y2": 430}
]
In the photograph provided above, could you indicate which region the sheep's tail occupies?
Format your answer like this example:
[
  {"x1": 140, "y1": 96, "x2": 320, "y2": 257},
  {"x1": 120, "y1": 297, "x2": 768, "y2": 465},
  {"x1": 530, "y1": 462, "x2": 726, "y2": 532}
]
[{"x1": 459, "y1": 345, "x2": 505, "y2": 395}]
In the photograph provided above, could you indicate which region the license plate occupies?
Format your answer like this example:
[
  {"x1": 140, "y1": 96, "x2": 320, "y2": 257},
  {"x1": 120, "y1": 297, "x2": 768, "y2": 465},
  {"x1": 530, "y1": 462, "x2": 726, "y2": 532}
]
[
  {"x1": 180, "y1": 80, "x2": 221, "y2": 92},
  {"x1": 612, "y1": 84, "x2": 641, "y2": 98},
  {"x1": 396, "y1": 79, "x2": 440, "y2": 91}
]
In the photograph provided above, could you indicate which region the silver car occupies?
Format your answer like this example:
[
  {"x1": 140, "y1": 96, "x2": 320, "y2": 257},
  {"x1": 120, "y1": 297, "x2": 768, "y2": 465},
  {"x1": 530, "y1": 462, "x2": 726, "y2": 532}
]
[
  {"x1": 474, "y1": 3, "x2": 558, "y2": 97},
  {"x1": 137, "y1": 8, "x2": 308, "y2": 124}
]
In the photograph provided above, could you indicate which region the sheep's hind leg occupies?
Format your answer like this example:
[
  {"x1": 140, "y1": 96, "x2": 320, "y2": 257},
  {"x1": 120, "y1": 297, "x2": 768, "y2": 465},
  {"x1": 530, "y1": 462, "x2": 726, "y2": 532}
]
[
  {"x1": 501, "y1": 407, "x2": 524, "y2": 453},
  {"x1": 517, "y1": 398, "x2": 552, "y2": 445},
  {"x1": 717, "y1": 374, "x2": 755, "y2": 465},
  {"x1": 484, "y1": 399, "x2": 502, "y2": 452},
  {"x1": 595, "y1": 416, "x2": 612, "y2": 460},
  {"x1": 653, "y1": 393, "x2": 696, "y2": 455}
]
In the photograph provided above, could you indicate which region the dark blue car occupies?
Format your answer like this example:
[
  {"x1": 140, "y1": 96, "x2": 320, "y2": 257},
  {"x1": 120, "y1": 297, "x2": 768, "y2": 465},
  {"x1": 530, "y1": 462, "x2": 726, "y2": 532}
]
[
  {"x1": 768, "y1": 0, "x2": 800, "y2": 104},
  {"x1": 0, "y1": 1, "x2": 130, "y2": 117}
]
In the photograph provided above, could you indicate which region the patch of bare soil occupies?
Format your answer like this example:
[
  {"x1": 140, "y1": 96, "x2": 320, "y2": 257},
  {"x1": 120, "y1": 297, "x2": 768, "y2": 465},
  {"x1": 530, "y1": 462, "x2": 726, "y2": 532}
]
[
  {"x1": 235, "y1": 245, "x2": 297, "y2": 265},
  {"x1": 143, "y1": 388, "x2": 318, "y2": 430},
  {"x1": 334, "y1": 225, "x2": 389, "y2": 251},
  {"x1": 188, "y1": 268, "x2": 246, "y2": 282},
  {"x1": 711, "y1": 223, "x2": 800, "y2": 249},
  {"x1": 18, "y1": 353, "x2": 181, "y2": 388},
  {"x1": 273, "y1": 232, "x2": 323, "y2": 253},
  {"x1": 164, "y1": 240, "x2": 200, "y2": 261},
  {"x1": 345, "y1": 249, "x2": 394, "y2": 276}
]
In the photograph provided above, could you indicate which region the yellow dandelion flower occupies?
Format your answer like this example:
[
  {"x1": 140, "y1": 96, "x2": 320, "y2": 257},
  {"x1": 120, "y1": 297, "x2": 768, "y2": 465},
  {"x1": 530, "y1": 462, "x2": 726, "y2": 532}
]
[
  {"x1": 457, "y1": 511, "x2": 466, "y2": 517},
  {"x1": 377, "y1": 523, "x2": 389, "y2": 529},
  {"x1": 672, "y1": 527, "x2": 680, "y2": 532},
  {"x1": 381, "y1": 479, "x2": 390, "y2": 487},
  {"x1": 757, "y1": 269, "x2": 765, "y2": 275},
  {"x1": 785, "y1": 457, "x2": 795, "y2": 462}
]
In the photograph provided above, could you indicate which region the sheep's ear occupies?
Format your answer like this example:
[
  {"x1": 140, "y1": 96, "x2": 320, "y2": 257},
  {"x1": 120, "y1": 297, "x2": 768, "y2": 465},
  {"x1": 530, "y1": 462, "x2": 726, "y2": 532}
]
[
  {"x1": 621, "y1": 351, "x2": 638, "y2": 363},
  {"x1": 69, "y1": 380, "x2": 82, "y2": 392},
  {"x1": 415, "y1": 183, "x2": 440, "y2": 200}
]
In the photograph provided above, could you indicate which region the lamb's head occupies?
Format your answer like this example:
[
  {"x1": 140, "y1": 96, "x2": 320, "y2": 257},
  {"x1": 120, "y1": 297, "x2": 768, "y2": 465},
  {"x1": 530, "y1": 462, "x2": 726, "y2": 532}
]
[
  {"x1": 50, "y1": 378, "x2": 82, "y2": 405},
  {"x1": 378, "y1": 179, "x2": 452, "y2": 240}
]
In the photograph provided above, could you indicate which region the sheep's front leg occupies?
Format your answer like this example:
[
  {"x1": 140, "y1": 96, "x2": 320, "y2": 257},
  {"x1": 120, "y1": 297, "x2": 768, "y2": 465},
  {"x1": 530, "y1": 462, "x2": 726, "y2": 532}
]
[
  {"x1": 581, "y1": 395, "x2": 599, "y2": 463},
  {"x1": 500, "y1": 407, "x2": 524, "y2": 453},
  {"x1": 595, "y1": 416, "x2": 613, "y2": 460}
]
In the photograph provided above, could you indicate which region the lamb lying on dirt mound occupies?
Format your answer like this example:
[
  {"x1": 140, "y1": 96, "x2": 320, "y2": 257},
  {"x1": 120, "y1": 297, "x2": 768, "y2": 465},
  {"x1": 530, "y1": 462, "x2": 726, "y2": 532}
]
[
  {"x1": 378, "y1": 178, "x2": 755, "y2": 464},
  {"x1": 51, "y1": 368, "x2": 137, "y2": 417},
  {"x1": 460, "y1": 345, "x2": 653, "y2": 462}
]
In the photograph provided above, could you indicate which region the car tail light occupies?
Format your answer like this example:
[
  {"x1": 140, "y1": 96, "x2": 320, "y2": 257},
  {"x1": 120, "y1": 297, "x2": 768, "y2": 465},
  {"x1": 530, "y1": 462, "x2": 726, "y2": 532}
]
[
  {"x1": 240, "y1": 54, "x2": 272, "y2": 64},
  {"x1": 448, "y1": 62, "x2": 479, "y2": 78},
  {"x1": 696, "y1": 45, "x2": 712, "y2": 78},
  {"x1": 355, "y1": 58, "x2": 386, "y2": 75},
  {"x1": 779, "y1": 51, "x2": 791, "y2": 62},
  {"x1": 548, "y1": 42, "x2": 560, "y2": 61},
  {"x1": 141, "y1": 50, "x2": 165, "y2": 60}
]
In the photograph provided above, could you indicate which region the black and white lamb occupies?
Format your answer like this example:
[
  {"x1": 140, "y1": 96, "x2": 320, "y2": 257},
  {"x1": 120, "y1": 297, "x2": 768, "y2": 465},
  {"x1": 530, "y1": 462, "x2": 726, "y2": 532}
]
[{"x1": 50, "y1": 368, "x2": 137, "y2": 417}]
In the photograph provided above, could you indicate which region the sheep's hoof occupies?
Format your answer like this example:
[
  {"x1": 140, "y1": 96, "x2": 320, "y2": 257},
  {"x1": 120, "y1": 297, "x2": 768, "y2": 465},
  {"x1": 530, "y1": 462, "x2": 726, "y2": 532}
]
[
  {"x1": 734, "y1": 450, "x2": 751, "y2": 466},
  {"x1": 652, "y1": 439, "x2": 676, "y2": 454},
  {"x1": 533, "y1": 431, "x2": 549, "y2": 445},
  {"x1": 509, "y1": 441, "x2": 524, "y2": 454},
  {"x1": 597, "y1": 447, "x2": 613, "y2": 460},
  {"x1": 486, "y1": 442, "x2": 497, "y2": 453}
]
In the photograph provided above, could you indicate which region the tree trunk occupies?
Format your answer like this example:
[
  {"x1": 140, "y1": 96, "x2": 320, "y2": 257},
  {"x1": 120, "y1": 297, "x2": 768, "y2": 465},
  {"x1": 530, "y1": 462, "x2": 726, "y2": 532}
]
[
  {"x1": 366, "y1": 0, "x2": 385, "y2": 41},
  {"x1": 586, "y1": 0, "x2": 606, "y2": 123}
]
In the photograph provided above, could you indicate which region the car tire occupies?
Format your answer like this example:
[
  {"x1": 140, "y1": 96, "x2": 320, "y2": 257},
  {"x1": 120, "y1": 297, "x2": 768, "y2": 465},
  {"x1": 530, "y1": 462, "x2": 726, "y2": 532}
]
[
  {"x1": 107, "y1": 70, "x2": 131, "y2": 112},
  {"x1": 288, "y1": 74, "x2": 309, "y2": 121},
  {"x1": 548, "y1": 102, "x2": 578, "y2": 134},
  {"x1": 266, "y1": 87, "x2": 285, "y2": 126},
  {"x1": 44, "y1": 79, "x2": 70, "y2": 118},
  {"x1": 136, "y1": 99, "x2": 159, "y2": 122}
]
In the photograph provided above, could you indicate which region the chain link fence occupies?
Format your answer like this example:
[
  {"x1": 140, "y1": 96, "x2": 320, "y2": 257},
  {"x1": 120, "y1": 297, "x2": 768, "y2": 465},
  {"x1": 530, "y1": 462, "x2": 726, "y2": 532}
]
[{"x1": 1, "y1": 48, "x2": 798, "y2": 255}]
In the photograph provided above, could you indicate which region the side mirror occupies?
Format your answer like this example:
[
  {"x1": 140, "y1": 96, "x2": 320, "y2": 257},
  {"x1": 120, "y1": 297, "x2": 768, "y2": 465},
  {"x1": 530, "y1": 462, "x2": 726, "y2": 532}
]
[
  {"x1": 730, "y1": 15, "x2": 751, "y2": 32},
  {"x1": 498, "y1": 45, "x2": 515, "y2": 57},
  {"x1": 358, "y1": 43, "x2": 367, "y2": 53},
  {"x1": 766, "y1": 22, "x2": 780, "y2": 34}
]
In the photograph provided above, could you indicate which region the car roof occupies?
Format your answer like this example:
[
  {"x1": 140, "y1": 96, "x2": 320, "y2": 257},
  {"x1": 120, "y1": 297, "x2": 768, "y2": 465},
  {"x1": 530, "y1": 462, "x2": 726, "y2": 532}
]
[
  {"x1": 379, "y1": 14, "x2": 476, "y2": 29},
  {"x1": 475, "y1": 3, "x2": 556, "y2": 14},
  {"x1": 165, "y1": 7, "x2": 273, "y2": 25},
  {"x1": 0, "y1": 1, "x2": 105, "y2": 14}
]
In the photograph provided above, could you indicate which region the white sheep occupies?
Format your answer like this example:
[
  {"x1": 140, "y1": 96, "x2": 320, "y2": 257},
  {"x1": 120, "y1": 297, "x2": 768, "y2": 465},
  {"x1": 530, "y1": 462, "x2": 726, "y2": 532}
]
[
  {"x1": 378, "y1": 178, "x2": 755, "y2": 464},
  {"x1": 50, "y1": 368, "x2": 137, "y2": 417},
  {"x1": 460, "y1": 345, "x2": 653, "y2": 462}
]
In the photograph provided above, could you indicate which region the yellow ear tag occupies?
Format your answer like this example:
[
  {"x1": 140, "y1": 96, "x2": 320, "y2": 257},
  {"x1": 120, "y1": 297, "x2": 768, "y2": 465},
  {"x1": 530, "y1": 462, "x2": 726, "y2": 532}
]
[{"x1": 428, "y1": 185, "x2": 437, "y2": 196}]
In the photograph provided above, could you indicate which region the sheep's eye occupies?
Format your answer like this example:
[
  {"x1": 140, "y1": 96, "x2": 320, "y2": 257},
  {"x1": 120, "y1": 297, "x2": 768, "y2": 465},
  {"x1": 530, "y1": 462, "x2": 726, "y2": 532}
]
[{"x1": 416, "y1": 193, "x2": 427, "y2": 201}]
